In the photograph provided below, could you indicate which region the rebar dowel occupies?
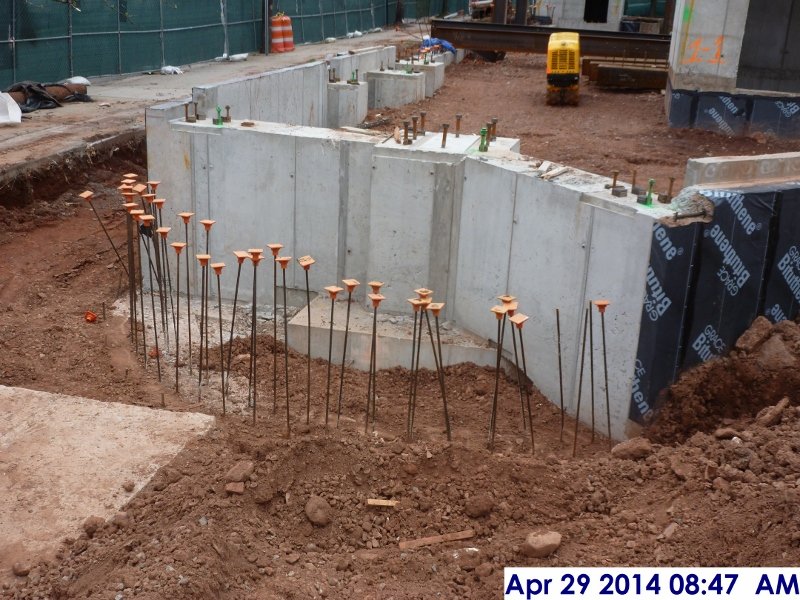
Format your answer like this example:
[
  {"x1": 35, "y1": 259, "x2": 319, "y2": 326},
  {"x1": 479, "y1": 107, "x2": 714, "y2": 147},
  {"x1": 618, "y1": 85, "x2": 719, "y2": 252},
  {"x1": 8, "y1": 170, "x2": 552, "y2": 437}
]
[
  {"x1": 216, "y1": 271, "x2": 226, "y2": 415},
  {"x1": 183, "y1": 221, "x2": 192, "y2": 375},
  {"x1": 365, "y1": 304, "x2": 378, "y2": 434},
  {"x1": 88, "y1": 201, "x2": 129, "y2": 277},
  {"x1": 198, "y1": 263, "x2": 206, "y2": 393},
  {"x1": 272, "y1": 258, "x2": 278, "y2": 412},
  {"x1": 160, "y1": 225, "x2": 176, "y2": 339},
  {"x1": 510, "y1": 323, "x2": 527, "y2": 431},
  {"x1": 281, "y1": 267, "x2": 291, "y2": 437},
  {"x1": 455, "y1": 113, "x2": 462, "y2": 137},
  {"x1": 406, "y1": 309, "x2": 419, "y2": 439},
  {"x1": 173, "y1": 247, "x2": 181, "y2": 393},
  {"x1": 572, "y1": 307, "x2": 590, "y2": 458},
  {"x1": 143, "y1": 237, "x2": 162, "y2": 381},
  {"x1": 589, "y1": 301, "x2": 596, "y2": 442},
  {"x1": 423, "y1": 311, "x2": 442, "y2": 422},
  {"x1": 336, "y1": 290, "x2": 354, "y2": 426},
  {"x1": 488, "y1": 315, "x2": 506, "y2": 450},
  {"x1": 518, "y1": 327, "x2": 535, "y2": 454},
  {"x1": 125, "y1": 212, "x2": 137, "y2": 353},
  {"x1": 325, "y1": 296, "x2": 336, "y2": 426},
  {"x1": 136, "y1": 228, "x2": 148, "y2": 366},
  {"x1": 600, "y1": 310, "x2": 612, "y2": 449},
  {"x1": 556, "y1": 308, "x2": 565, "y2": 442},
  {"x1": 409, "y1": 307, "x2": 424, "y2": 438},
  {"x1": 433, "y1": 313, "x2": 452, "y2": 441},
  {"x1": 250, "y1": 260, "x2": 258, "y2": 420},
  {"x1": 225, "y1": 260, "x2": 243, "y2": 396},
  {"x1": 150, "y1": 214, "x2": 168, "y2": 345},
  {"x1": 305, "y1": 269, "x2": 311, "y2": 425}
]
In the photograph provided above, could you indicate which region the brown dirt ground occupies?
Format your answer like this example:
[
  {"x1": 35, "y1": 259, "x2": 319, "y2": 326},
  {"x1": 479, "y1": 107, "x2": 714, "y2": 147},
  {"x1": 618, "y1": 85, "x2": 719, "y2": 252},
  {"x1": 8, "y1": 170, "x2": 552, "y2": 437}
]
[{"x1": 2, "y1": 52, "x2": 800, "y2": 600}]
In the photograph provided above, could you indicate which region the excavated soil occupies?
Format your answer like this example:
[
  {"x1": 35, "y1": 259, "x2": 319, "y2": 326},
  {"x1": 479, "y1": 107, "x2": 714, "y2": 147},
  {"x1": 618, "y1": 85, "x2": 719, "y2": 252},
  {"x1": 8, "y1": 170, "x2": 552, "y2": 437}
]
[{"x1": 2, "y1": 52, "x2": 800, "y2": 600}]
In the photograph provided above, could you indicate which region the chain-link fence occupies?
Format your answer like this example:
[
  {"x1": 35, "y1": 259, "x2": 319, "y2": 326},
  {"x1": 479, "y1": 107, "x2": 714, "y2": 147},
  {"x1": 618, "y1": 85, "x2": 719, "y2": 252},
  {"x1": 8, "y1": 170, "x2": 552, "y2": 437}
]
[{"x1": 0, "y1": 0, "x2": 465, "y2": 89}]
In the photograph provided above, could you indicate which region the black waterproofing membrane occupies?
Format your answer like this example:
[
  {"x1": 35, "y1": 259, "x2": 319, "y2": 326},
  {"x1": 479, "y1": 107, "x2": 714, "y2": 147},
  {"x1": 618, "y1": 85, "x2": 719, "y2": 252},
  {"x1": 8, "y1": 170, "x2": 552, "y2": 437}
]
[{"x1": 629, "y1": 185, "x2": 800, "y2": 425}]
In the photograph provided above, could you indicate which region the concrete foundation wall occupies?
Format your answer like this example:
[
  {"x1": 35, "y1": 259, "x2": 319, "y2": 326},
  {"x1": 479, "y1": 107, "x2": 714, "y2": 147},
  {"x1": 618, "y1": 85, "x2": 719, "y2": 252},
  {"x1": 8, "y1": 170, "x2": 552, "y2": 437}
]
[
  {"x1": 554, "y1": 0, "x2": 625, "y2": 31},
  {"x1": 452, "y1": 156, "x2": 653, "y2": 439}
]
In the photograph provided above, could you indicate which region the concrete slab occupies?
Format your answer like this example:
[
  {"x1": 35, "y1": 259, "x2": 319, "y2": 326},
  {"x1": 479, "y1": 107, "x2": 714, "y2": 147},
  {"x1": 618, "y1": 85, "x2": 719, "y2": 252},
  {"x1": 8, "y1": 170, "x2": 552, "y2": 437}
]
[
  {"x1": 366, "y1": 70, "x2": 426, "y2": 109},
  {"x1": 0, "y1": 386, "x2": 213, "y2": 579},
  {"x1": 286, "y1": 296, "x2": 495, "y2": 371}
]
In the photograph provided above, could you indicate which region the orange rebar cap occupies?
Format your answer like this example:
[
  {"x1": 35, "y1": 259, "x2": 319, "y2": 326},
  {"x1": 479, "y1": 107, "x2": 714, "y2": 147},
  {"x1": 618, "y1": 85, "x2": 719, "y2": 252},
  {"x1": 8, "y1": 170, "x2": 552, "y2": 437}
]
[
  {"x1": 171, "y1": 241, "x2": 187, "y2": 254},
  {"x1": 325, "y1": 285, "x2": 344, "y2": 300},
  {"x1": 196, "y1": 254, "x2": 211, "y2": 266},
  {"x1": 342, "y1": 279, "x2": 360, "y2": 293},
  {"x1": 211, "y1": 262, "x2": 225, "y2": 275},
  {"x1": 368, "y1": 293, "x2": 385, "y2": 308},
  {"x1": 233, "y1": 250, "x2": 251, "y2": 264},
  {"x1": 178, "y1": 212, "x2": 194, "y2": 224},
  {"x1": 593, "y1": 299, "x2": 611, "y2": 314},
  {"x1": 428, "y1": 302, "x2": 445, "y2": 317},
  {"x1": 298, "y1": 255, "x2": 316, "y2": 270},
  {"x1": 509, "y1": 312, "x2": 529, "y2": 329},
  {"x1": 267, "y1": 243, "x2": 283, "y2": 257}
]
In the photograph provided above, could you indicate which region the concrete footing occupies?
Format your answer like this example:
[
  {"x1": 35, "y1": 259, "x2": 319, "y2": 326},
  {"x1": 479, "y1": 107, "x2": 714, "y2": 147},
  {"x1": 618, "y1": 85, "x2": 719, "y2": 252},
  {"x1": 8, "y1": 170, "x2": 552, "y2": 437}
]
[
  {"x1": 395, "y1": 60, "x2": 445, "y2": 97},
  {"x1": 287, "y1": 296, "x2": 495, "y2": 371},
  {"x1": 327, "y1": 81, "x2": 369, "y2": 128},
  {"x1": 366, "y1": 70, "x2": 426, "y2": 108}
]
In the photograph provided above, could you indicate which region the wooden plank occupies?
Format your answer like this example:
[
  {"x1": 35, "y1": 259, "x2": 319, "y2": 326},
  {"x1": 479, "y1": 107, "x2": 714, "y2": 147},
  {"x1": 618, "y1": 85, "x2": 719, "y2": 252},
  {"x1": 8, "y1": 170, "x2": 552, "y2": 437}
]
[
  {"x1": 367, "y1": 498, "x2": 399, "y2": 507},
  {"x1": 595, "y1": 64, "x2": 668, "y2": 90},
  {"x1": 398, "y1": 529, "x2": 476, "y2": 550}
]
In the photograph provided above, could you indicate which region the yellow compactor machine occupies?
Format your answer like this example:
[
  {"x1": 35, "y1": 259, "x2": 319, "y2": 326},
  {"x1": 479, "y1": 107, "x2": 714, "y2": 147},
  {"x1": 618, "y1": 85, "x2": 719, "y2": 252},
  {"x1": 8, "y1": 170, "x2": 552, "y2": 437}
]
[{"x1": 546, "y1": 32, "x2": 580, "y2": 105}]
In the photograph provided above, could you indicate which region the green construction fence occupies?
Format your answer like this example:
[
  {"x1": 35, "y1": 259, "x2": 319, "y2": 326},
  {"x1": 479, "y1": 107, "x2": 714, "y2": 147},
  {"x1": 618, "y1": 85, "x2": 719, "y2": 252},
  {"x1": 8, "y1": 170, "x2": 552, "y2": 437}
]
[{"x1": 0, "y1": 0, "x2": 466, "y2": 90}]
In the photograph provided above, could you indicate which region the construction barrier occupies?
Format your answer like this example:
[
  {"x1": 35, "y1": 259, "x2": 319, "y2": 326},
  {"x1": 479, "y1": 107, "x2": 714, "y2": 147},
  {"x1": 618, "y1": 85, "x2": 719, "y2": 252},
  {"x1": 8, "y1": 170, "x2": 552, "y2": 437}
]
[
  {"x1": 283, "y1": 15, "x2": 296, "y2": 52},
  {"x1": 270, "y1": 15, "x2": 287, "y2": 52}
]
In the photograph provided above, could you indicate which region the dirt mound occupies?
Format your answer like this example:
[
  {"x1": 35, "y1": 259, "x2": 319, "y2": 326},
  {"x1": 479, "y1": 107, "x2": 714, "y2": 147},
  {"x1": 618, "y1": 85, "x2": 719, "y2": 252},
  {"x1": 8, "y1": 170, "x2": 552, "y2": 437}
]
[{"x1": 648, "y1": 317, "x2": 800, "y2": 443}]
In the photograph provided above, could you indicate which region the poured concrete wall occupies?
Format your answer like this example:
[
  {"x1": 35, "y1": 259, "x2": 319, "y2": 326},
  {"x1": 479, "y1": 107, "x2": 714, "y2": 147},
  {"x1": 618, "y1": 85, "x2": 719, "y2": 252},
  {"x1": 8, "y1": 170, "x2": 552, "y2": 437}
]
[
  {"x1": 669, "y1": 0, "x2": 748, "y2": 92},
  {"x1": 155, "y1": 120, "x2": 376, "y2": 303},
  {"x1": 148, "y1": 113, "x2": 674, "y2": 440},
  {"x1": 554, "y1": 0, "x2": 625, "y2": 31},
  {"x1": 666, "y1": 0, "x2": 800, "y2": 137},
  {"x1": 452, "y1": 156, "x2": 656, "y2": 439}
]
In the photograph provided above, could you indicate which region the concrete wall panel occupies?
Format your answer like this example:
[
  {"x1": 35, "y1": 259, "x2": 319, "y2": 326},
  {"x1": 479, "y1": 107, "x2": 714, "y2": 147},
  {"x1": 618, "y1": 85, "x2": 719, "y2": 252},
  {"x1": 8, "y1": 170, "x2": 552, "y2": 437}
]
[
  {"x1": 367, "y1": 155, "x2": 437, "y2": 312},
  {"x1": 452, "y1": 158, "x2": 517, "y2": 341},
  {"x1": 580, "y1": 203, "x2": 651, "y2": 439},
  {"x1": 505, "y1": 173, "x2": 591, "y2": 416}
]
